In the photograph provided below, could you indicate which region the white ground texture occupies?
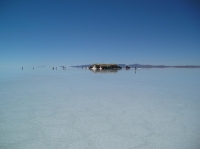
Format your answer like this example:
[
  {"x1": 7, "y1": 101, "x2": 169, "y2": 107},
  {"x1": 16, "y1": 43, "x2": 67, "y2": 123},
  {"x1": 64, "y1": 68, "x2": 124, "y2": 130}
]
[{"x1": 0, "y1": 68, "x2": 200, "y2": 149}]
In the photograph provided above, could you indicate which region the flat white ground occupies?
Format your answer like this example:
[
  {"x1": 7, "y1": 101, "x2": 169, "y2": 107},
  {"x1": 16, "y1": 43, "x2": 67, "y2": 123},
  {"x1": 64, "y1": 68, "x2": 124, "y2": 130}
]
[{"x1": 0, "y1": 68, "x2": 200, "y2": 149}]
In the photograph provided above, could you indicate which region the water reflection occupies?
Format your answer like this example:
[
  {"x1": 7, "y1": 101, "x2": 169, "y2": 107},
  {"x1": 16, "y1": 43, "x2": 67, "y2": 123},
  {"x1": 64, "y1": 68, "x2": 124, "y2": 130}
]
[
  {"x1": 89, "y1": 69, "x2": 119, "y2": 73},
  {"x1": 89, "y1": 68, "x2": 137, "y2": 74}
]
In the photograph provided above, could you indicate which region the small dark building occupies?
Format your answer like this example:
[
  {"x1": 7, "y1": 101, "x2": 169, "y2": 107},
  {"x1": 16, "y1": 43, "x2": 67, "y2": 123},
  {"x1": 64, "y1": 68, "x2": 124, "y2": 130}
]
[{"x1": 126, "y1": 66, "x2": 130, "y2": 70}]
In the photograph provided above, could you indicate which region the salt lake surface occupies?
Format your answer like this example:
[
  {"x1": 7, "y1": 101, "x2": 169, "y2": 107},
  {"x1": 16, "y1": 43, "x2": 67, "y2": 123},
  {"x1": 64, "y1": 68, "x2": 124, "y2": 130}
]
[{"x1": 0, "y1": 67, "x2": 200, "y2": 149}]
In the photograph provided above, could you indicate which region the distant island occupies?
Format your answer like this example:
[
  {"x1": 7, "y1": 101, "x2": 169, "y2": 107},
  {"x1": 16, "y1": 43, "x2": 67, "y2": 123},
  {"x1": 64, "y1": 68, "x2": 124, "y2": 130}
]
[
  {"x1": 89, "y1": 64, "x2": 122, "y2": 70},
  {"x1": 71, "y1": 64, "x2": 200, "y2": 69}
]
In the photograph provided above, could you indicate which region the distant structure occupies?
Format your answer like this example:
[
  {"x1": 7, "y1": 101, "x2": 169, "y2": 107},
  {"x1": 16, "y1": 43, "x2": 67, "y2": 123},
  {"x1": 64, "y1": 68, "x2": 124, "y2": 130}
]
[
  {"x1": 60, "y1": 66, "x2": 66, "y2": 70},
  {"x1": 126, "y1": 66, "x2": 130, "y2": 70},
  {"x1": 89, "y1": 64, "x2": 122, "y2": 70}
]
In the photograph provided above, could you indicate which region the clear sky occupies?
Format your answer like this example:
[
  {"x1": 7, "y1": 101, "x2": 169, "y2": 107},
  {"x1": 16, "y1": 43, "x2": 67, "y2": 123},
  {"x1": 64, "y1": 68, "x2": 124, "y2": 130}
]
[{"x1": 1, "y1": 0, "x2": 200, "y2": 67}]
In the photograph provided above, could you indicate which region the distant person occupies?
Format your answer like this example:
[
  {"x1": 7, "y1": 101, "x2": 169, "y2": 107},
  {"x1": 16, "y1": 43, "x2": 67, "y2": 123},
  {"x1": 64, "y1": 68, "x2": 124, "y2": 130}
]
[
  {"x1": 33, "y1": 67, "x2": 34, "y2": 70},
  {"x1": 22, "y1": 67, "x2": 23, "y2": 70},
  {"x1": 53, "y1": 67, "x2": 54, "y2": 70}
]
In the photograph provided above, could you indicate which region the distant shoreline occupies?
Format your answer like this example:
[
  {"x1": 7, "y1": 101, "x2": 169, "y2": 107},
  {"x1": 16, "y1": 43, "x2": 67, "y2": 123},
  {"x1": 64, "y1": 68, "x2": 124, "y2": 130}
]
[{"x1": 71, "y1": 64, "x2": 200, "y2": 68}]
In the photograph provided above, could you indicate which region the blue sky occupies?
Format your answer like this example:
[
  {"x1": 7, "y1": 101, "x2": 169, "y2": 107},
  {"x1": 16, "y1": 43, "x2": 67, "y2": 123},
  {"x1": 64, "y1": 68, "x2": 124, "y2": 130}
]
[{"x1": 0, "y1": 0, "x2": 200, "y2": 67}]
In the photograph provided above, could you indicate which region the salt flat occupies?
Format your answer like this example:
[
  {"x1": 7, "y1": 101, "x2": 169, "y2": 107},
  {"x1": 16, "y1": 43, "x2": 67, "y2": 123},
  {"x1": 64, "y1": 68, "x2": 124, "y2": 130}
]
[{"x1": 0, "y1": 68, "x2": 200, "y2": 149}]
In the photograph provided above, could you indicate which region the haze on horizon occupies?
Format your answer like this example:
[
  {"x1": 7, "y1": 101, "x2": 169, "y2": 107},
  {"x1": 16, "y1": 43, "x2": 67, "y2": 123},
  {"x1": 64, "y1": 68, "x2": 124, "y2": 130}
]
[{"x1": 0, "y1": 0, "x2": 200, "y2": 68}]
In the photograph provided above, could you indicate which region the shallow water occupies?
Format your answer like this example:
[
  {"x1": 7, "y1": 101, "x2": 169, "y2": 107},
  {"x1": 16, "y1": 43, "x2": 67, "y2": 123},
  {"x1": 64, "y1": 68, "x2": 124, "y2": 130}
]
[{"x1": 0, "y1": 67, "x2": 200, "y2": 149}]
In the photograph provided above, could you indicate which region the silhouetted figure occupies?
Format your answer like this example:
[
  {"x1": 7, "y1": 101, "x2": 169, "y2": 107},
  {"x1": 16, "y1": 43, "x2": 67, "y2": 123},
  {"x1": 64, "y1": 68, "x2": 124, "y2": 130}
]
[
  {"x1": 33, "y1": 67, "x2": 34, "y2": 70},
  {"x1": 22, "y1": 67, "x2": 23, "y2": 70},
  {"x1": 53, "y1": 67, "x2": 54, "y2": 70},
  {"x1": 135, "y1": 67, "x2": 136, "y2": 74},
  {"x1": 61, "y1": 66, "x2": 66, "y2": 70}
]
